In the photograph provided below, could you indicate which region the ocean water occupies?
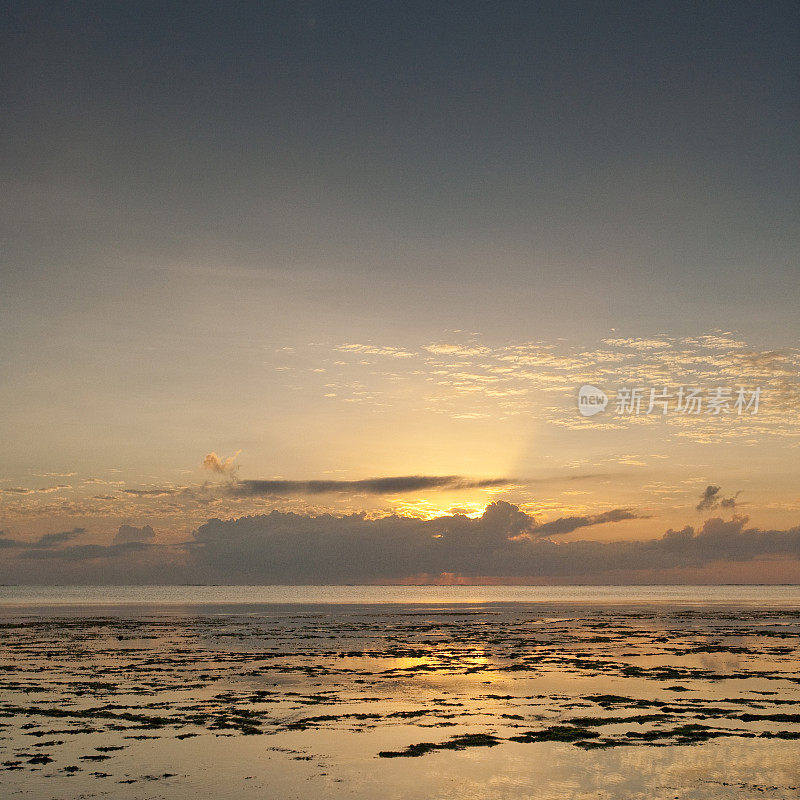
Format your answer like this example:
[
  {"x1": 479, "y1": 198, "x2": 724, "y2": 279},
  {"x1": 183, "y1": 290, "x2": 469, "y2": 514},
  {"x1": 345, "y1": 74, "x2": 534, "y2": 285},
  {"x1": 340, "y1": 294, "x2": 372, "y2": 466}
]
[
  {"x1": 2, "y1": 586, "x2": 799, "y2": 798},
  {"x1": 0, "y1": 583, "x2": 798, "y2": 608}
]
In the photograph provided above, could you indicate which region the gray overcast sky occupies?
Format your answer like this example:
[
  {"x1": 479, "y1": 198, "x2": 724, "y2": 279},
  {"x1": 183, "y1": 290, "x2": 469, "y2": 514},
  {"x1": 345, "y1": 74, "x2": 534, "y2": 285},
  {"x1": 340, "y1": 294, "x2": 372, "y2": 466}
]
[{"x1": 3, "y1": 1, "x2": 797, "y2": 341}]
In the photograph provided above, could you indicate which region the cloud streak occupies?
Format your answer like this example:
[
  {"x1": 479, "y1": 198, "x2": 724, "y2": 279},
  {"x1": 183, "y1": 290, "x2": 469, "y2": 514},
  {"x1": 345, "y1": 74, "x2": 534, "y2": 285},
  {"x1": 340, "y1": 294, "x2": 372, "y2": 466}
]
[
  {"x1": 0, "y1": 527, "x2": 85, "y2": 549},
  {"x1": 230, "y1": 476, "x2": 515, "y2": 496},
  {"x1": 530, "y1": 509, "x2": 643, "y2": 536}
]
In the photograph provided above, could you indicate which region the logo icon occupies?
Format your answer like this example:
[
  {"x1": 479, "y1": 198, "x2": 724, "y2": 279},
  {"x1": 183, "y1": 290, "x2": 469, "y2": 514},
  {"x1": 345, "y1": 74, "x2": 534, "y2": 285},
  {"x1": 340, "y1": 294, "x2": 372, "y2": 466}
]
[{"x1": 578, "y1": 385, "x2": 608, "y2": 417}]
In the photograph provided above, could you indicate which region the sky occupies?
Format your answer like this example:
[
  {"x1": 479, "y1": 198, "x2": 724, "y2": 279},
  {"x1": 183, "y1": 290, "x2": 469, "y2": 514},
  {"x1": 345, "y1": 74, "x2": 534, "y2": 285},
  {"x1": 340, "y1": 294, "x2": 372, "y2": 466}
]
[{"x1": 1, "y1": 1, "x2": 799, "y2": 583}]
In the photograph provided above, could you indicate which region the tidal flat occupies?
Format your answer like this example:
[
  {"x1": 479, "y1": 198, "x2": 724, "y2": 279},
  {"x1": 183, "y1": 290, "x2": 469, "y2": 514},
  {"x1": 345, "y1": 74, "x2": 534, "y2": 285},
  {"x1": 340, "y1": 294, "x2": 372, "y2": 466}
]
[{"x1": 1, "y1": 600, "x2": 799, "y2": 799}]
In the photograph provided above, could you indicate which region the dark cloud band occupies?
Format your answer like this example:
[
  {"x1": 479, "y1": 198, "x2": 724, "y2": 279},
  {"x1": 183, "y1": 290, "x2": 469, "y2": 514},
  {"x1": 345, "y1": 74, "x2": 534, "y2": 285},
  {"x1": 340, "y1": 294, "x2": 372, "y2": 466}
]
[{"x1": 230, "y1": 476, "x2": 514, "y2": 496}]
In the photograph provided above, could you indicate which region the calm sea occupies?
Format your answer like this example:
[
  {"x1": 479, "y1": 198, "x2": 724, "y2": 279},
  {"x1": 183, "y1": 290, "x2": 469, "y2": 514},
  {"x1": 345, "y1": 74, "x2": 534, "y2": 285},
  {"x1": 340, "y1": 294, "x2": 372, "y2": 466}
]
[{"x1": 0, "y1": 584, "x2": 798, "y2": 607}]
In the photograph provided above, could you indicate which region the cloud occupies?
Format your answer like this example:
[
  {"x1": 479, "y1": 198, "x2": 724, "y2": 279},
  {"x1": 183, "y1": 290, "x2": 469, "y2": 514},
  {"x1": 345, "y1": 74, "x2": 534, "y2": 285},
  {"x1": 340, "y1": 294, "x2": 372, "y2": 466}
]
[
  {"x1": 182, "y1": 502, "x2": 650, "y2": 582},
  {"x1": 98, "y1": 472, "x2": 609, "y2": 506},
  {"x1": 120, "y1": 488, "x2": 178, "y2": 497},
  {"x1": 0, "y1": 531, "x2": 162, "y2": 572},
  {"x1": 202, "y1": 450, "x2": 241, "y2": 475},
  {"x1": 696, "y1": 485, "x2": 722, "y2": 512},
  {"x1": 530, "y1": 509, "x2": 642, "y2": 536},
  {"x1": 230, "y1": 475, "x2": 514, "y2": 496},
  {"x1": 337, "y1": 344, "x2": 415, "y2": 358},
  {"x1": 423, "y1": 344, "x2": 488, "y2": 356},
  {"x1": 0, "y1": 535, "x2": 20, "y2": 549},
  {"x1": 20, "y1": 541, "x2": 154, "y2": 561},
  {"x1": 2, "y1": 484, "x2": 71, "y2": 495},
  {"x1": 29, "y1": 528, "x2": 86, "y2": 548},
  {"x1": 37, "y1": 472, "x2": 77, "y2": 478},
  {"x1": 696, "y1": 485, "x2": 741, "y2": 512},
  {"x1": 314, "y1": 333, "x2": 800, "y2": 442},
  {"x1": 113, "y1": 524, "x2": 156, "y2": 544},
  {"x1": 0, "y1": 528, "x2": 86, "y2": 549},
  {"x1": 1, "y1": 504, "x2": 800, "y2": 583},
  {"x1": 182, "y1": 506, "x2": 800, "y2": 583},
  {"x1": 181, "y1": 504, "x2": 799, "y2": 583}
]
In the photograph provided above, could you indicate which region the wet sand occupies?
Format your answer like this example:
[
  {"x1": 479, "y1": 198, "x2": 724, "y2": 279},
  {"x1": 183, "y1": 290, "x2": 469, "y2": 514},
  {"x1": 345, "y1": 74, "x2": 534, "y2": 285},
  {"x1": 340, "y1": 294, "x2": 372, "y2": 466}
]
[{"x1": 1, "y1": 602, "x2": 799, "y2": 798}]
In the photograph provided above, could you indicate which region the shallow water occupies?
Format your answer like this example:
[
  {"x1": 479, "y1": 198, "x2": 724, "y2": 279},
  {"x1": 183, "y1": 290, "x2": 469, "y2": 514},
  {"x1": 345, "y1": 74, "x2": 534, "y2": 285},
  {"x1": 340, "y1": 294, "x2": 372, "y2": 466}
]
[{"x1": 1, "y1": 591, "x2": 799, "y2": 798}]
